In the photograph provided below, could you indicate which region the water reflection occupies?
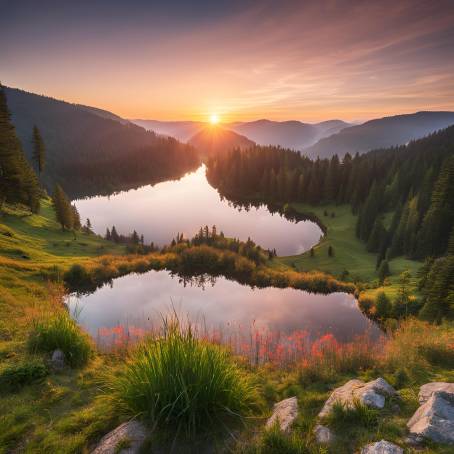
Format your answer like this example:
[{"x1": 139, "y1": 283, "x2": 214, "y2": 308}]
[
  {"x1": 68, "y1": 269, "x2": 379, "y2": 344},
  {"x1": 74, "y1": 165, "x2": 322, "y2": 256}
]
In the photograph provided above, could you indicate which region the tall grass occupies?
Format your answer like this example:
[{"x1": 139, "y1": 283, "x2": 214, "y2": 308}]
[
  {"x1": 108, "y1": 316, "x2": 259, "y2": 437},
  {"x1": 298, "y1": 333, "x2": 380, "y2": 384},
  {"x1": 383, "y1": 318, "x2": 454, "y2": 380},
  {"x1": 27, "y1": 311, "x2": 92, "y2": 367}
]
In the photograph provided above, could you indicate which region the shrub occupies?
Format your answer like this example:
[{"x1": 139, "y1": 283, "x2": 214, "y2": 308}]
[
  {"x1": 27, "y1": 312, "x2": 92, "y2": 367},
  {"x1": 0, "y1": 359, "x2": 48, "y2": 392},
  {"x1": 64, "y1": 263, "x2": 93, "y2": 290},
  {"x1": 375, "y1": 291, "x2": 391, "y2": 319},
  {"x1": 109, "y1": 317, "x2": 259, "y2": 436}
]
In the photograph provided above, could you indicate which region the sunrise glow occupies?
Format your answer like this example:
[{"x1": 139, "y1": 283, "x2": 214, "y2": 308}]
[{"x1": 210, "y1": 114, "x2": 220, "y2": 125}]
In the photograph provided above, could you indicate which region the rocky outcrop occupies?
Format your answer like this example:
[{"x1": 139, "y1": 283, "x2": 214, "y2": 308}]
[
  {"x1": 91, "y1": 420, "x2": 147, "y2": 454},
  {"x1": 265, "y1": 397, "x2": 298, "y2": 433},
  {"x1": 318, "y1": 378, "x2": 396, "y2": 419},
  {"x1": 360, "y1": 440, "x2": 403, "y2": 454},
  {"x1": 407, "y1": 389, "x2": 454, "y2": 445},
  {"x1": 418, "y1": 382, "x2": 454, "y2": 404}
]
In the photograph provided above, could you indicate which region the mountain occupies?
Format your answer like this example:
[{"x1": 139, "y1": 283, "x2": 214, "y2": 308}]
[
  {"x1": 188, "y1": 126, "x2": 255, "y2": 157},
  {"x1": 4, "y1": 86, "x2": 200, "y2": 198},
  {"x1": 132, "y1": 120, "x2": 204, "y2": 142},
  {"x1": 227, "y1": 119, "x2": 350, "y2": 150},
  {"x1": 303, "y1": 111, "x2": 454, "y2": 159}
]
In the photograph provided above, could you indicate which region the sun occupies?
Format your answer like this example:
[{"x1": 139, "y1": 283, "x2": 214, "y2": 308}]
[{"x1": 209, "y1": 114, "x2": 220, "y2": 125}]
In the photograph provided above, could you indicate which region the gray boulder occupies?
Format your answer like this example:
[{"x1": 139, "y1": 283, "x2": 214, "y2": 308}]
[
  {"x1": 91, "y1": 420, "x2": 147, "y2": 454},
  {"x1": 265, "y1": 396, "x2": 298, "y2": 433},
  {"x1": 50, "y1": 349, "x2": 66, "y2": 369},
  {"x1": 360, "y1": 440, "x2": 403, "y2": 454},
  {"x1": 419, "y1": 382, "x2": 454, "y2": 404},
  {"x1": 314, "y1": 424, "x2": 334, "y2": 444},
  {"x1": 318, "y1": 378, "x2": 396, "y2": 419},
  {"x1": 407, "y1": 390, "x2": 454, "y2": 444}
]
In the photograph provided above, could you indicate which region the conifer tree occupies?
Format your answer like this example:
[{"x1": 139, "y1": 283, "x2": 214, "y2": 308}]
[
  {"x1": 0, "y1": 85, "x2": 41, "y2": 212},
  {"x1": 71, "y1": 205, "x2": 81, "y2": 230},
  {"x1": 32, "y1": 125, "x2": 45, "y2": 176},
  {"x1": 378, "y1": 260, "x2": 390, "y2": 285},
  {"x1": 111, "y1": 225, "x2": 120, "y2": 243},
  {"x1": 52, "y1": 184, "x2": 73, "y2": 230}
]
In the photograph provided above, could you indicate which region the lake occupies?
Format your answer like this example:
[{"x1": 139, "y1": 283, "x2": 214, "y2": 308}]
[
  {"x1": 74, "y1": 165, "x2": 322, "y2": 256},
  {"x1": 67, "y1": 269, "x2": 379, "y2": 348}
]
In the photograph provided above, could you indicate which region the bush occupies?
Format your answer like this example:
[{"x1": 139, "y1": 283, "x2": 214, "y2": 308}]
[
  {"x1": 27, "y1": 312, "x2": 92, "y2": 367},
  {"x1": 64, "y1": 263, "x2": 93, "y2": 290},
  {"x1": 0, "y1": 359, "x2": 48, "y2": 392},
  {"x1": 109, "y1": 317, "x2": 259, "y2": 436}
]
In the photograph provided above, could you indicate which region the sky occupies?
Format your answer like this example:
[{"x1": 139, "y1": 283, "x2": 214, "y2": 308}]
[{"x1": 1, "y1": 0, "x2": 454, "y2": 122}]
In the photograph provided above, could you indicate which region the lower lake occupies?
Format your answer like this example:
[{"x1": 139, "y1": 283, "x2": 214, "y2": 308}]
[{"x1": 67, "y1": 269, "x2": 379, "y2": 346}]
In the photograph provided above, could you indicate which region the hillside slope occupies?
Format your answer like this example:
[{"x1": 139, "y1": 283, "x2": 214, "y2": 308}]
[
  {"x1": 303, "y1": 111, "x2": 454, "y2": 158},
  {"x1": 4, "y1": 87, "x2": 200, "y2": 198}
]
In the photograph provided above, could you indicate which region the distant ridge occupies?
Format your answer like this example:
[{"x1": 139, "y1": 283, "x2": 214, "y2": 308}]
[
  {"x1": 132, "y1": 118, "x2": 350, "y2": 150},
  {"x1": 227, "y1": 119, "x2": 350, "y2": 150},
  {"x1": 188, "y1": 126, "x2": 255, "y2": 157},
  {"x1": 303, "y1": 111, "x2": 454, "y2": 159}
]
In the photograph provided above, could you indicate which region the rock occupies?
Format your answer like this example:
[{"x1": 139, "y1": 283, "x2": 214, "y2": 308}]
[
  {"x1": 314, "y1": 424, "x2": 334, "y2": 444},
  {"x1": 50, "y1": 349, "x2": 66, "y2": 369},
  {"x1": 91, "y1": 420, "x2": 147, "y2": 454},
  {"x1": 318, "y1": 378, "x2": 396, "y2": 419},
  {"x1": 360, "y1": 440, "x2": 403, "y2": 454},
  {"x1": 419, "y1": 382, "x2": 454, "y2": 404},
  {"x1": 265, "y1": 396, "x2": 298, "y2": 433},
  {"x1": 404, "y1": 434, "x2": 424, "y2": 446},
  {"x1": 407, "y1": 390, "x2": 454, "y2": 445}
]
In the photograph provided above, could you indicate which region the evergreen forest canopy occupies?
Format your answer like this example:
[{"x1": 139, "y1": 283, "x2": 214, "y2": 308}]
[
  {"x1": 3, "y1": 86, "x2": 200, "y2": 199},
  {"x1": 207, "y1": 127, "x2": 454, "y2": 320},
  {"x1": 0, "y1": 87, "x2": 41, "y2": 212}
]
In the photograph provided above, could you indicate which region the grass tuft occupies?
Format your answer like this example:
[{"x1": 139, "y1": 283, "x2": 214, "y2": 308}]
[
  {"x1": 108, "y1": 315, "x2": 260, "y2": 437},
  {"x1": 27, "y1": 312, "x2": 92, "y2": 367},
  {"x1": 323, "y1": 400, "x2": 379, "y2": 431}
]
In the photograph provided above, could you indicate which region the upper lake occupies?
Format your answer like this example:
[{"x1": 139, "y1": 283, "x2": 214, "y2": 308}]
[{"x1": 74, "y1": 165, "x2": 322, "y2": 256}]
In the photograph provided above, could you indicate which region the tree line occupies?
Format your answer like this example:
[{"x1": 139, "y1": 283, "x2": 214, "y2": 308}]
[
  {"x1": 206, "y1": 127, "x2": 454, "y2": 320},
  {"x1": 0, "y1": 85, "x2": 41, "y2": 213}
]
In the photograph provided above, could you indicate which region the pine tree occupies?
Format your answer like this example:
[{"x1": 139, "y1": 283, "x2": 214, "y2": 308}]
[
  {"x1": 32, "y1": 125, "x2": 45, "y2": 176},
  {"x1": 71, "y1": 205, "x2": 81, "y2": 230},
  {"x1": 418, "y1": 157, "x2": 454, "y2": 257},
  {"x1": 367, "y1": 218, "x2": 387, "y2": 253},
  {"x1": 375, "y1": 292, "x2": 391, "y2": 319},
  {"x1": 0, "y1": 85, "x2": 41, "y2": 212},
  {"x1": 378, "y1": 260, "x2": 390, "y2": 285},
  {"x1": 52, "y1": 184, "x2": 73, "y2": 230},
  {"x1": 111, "y1": 225, "x2": 120, "y2": 243},
  {"x1": 105, "y1": 227, "x2": 111, "y2": 240}
]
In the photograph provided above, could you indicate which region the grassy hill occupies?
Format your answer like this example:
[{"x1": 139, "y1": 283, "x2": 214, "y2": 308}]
[{"x1": 275, "y1": 203, "x2": 422, "y2": 301}]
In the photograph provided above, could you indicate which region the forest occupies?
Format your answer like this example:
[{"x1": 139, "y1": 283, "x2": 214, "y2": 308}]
[{"x1": 207, "y1": 128, "x2": 454, "y2": 320}]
